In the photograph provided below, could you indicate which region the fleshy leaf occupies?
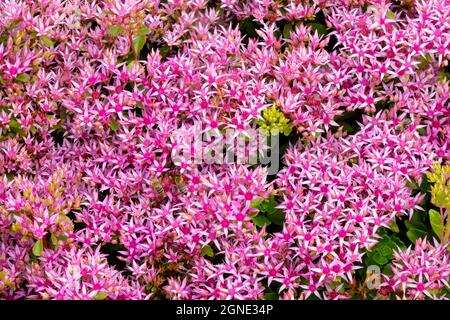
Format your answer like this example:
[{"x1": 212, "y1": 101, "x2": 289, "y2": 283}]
[
  {"x1": 406, "y1": 228, "x2": 428, "y2": 243},
  {"x1": 264, "y1": 292, "x2": 278, "y2": 300},
  {"x1": 250, "y1": 198, "x2": 264, "y2": 209},
  {"x1": 307, "y1": 23, "x2": 328, "y2": 36},
  {"x1": 386, "y1": 10, "x2": 396, "y2": 20},
  {"x1": 267, "y1": 209, "x2": 284, "y2": 226},
  {"x1": 107, "y1": 25, "x2": 123, "y2": 36},
  {"x1": 253, "y1": 215, "x2": 271, "y2": 228},
  {"x1": 15, "y1": 74, "x2": 30, "y2": 82},
  {"x1": 109, "y1": 119, "x2": 119, "y2": 131},
  {"x1": 201, "y1": 245, "x2": 214, "y2": 258},
  {"x1": 429, "y1": 209, "x2": 444, "y2": 240},
  {"x1": 32, "y1": 239, "x2": 44, "y2": 257},
  {"x1": 136, "y1": 27, "x2": 151, "y2": 36},
  {"x1": 388, "y1": 220, "x2": 399, "y2": 233},
  {"x1": 41, "y1": 36, "x2": 54, "y2": 47},
  {"x1": 282, "y1": 23, "x2": 293, "y2": 39},
  {"x1": 133, "y1": 28, "x2": 151, "y2": 58},
  {"x1": 94, "y1": 291, "x2": 108, "y2": 300},
  {"x1": 372, "y1": 252, "x2": 388, "y2": 265}
]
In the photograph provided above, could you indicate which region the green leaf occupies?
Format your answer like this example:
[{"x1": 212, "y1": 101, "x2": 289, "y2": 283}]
[
  {"x1": 429, "y1": 209, "x2": 444, "y2": 240},
  {"x1": 15, "y1": 74, "x2": 30, "y2": 83},
  {"x1": 282, "y1": 23, "x2": 293, "y2": 38},
  {"x1": 58, "y1": 235, "x2": 68, "y2": 242},
  {"x1": 365, "y1": 232, "x2": 406, "y2": 267},
  {"x1": 250, "y1": 198, "x2": 264, "y2": 209},
  {"x1": 419, "y1": 175, "x2": 430, "y2": 193},
  {"x1": 127, "y1": 60, "x2": 137, "y2": 68},
  {"x1": 418, "y1": 53, "x2": 432, "y2": 70},
  {"x1": 265, "y1": 197, "x2": 278, "y2": 211},
  {"x1": 382, "y1": 264, "x2": 394, "y2": 277},
  {"x1": 253, "y1": 215, "x2": 271, "y2": 228},
  {"x1": 407, "y1": 180, "x2": 419, "y2": 190},
  {"x1": 133, "y1": 33, "x2": 147, "y2": 58},
  {"x1": 264, "y1": 292, "x2": 278, "y2": 300},
  {"x1": 136, "y1": 27, "x2": 151, "y2": 36},
  {"x1": 258, "y1": 201, "x2": 268, "y2": 211},
  {"x1": 159, "y1": 45, "x2": 171, "y2": 57},
  {"x1": 201, "y1": 245, "x2": 214, "y2": 258},
  {"x1": 371, "y1": 252, "x2": 388, "y2": 265},
  {"x1": 8, "y1": 118, "x2": 21, "y2": 131},
  {"x1": 390, "y1": 235, "x2": 406, "y2": 250},
  {"x1": 438, "y1": 71, "x2": 450, "y2": 82},
  {"x1": 109, "y1": 118, "x2": 119, "y2": 131},
  {"x1": 379, "y1": 243, "x2": 392, "y2": 257},
  {"x1": 50, "y1": 233, "x2": 58, "y2": 246},
  {"x1": 386, "y1": 10, "x2": 396, "y2": 20},
  {"x1": 307, "y1": 23, "x2": 328, "y2": 36},
  {"x1": 107, "y1": 25, "x2": 123, "y2": 37},
  {"x1": 32, "y1": 239, "x2": 44, "y2": 257},
  {"x1": 239, "y1": 19, "x2": 258, "y2": 39},
  {"x1": 406, "y1": 228, "x2": 428, "y2": 243},
  {"x1": 388, "y1": 220, "x2": 399, "y2": 233},
  {"x1": 40, "y1": 36, "x2": 54, "y2": 47},
  {"x1": 94, "y1": 291, "x2": 108, "y2": 300},
  {"x1": 405, "y1": 214, "x2": 427, "y2": 230},
  {"x1": 267, "y1": 209, "x2": 284, "y2": 226},
  {"x1": 58, "y1": 213, "x2": 72, "y2": 225}
]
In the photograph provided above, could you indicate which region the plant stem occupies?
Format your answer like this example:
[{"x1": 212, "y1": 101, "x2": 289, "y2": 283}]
[{"x1": 129, "y1": 33, "x2": 137, "y2": 62}]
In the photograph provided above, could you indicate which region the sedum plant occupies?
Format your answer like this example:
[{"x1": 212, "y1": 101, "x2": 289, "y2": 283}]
[
  {"x1": 258, "y1": 104, "x2": 293, "y2": 136},
  {"x1": 0, "y1": 0, "x2": 449, "y2": 301},
  {"x1": 427, "y1": 164, "x2": 450, "y2": 244}
]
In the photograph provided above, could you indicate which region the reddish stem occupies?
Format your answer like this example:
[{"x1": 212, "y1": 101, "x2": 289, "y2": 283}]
[{"x1": 129, "y1": 33, "x2": 137, "y2": 62}]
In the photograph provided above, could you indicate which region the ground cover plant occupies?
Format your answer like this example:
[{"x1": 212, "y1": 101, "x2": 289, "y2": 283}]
[{"x1": 0, "y1": 0, "x2": 449, "y2": 300}]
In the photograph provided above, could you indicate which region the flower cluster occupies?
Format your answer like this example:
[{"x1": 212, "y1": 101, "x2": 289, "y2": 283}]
[
  {"x1": 378, "y1": 239, "x2": 450, "y2": 300},
  {"x1": 427, "y1": 164, "x2": 450, "y2": 209},
  {"x1": 258, "y1": 104, "x2": 293, "y2": 136},
  {"x1": 270, "y1": 112, "x2": 435, "y2": 299},
  {"x1": 0, "y1": 0, "x2": 449, "y2": 300}
]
